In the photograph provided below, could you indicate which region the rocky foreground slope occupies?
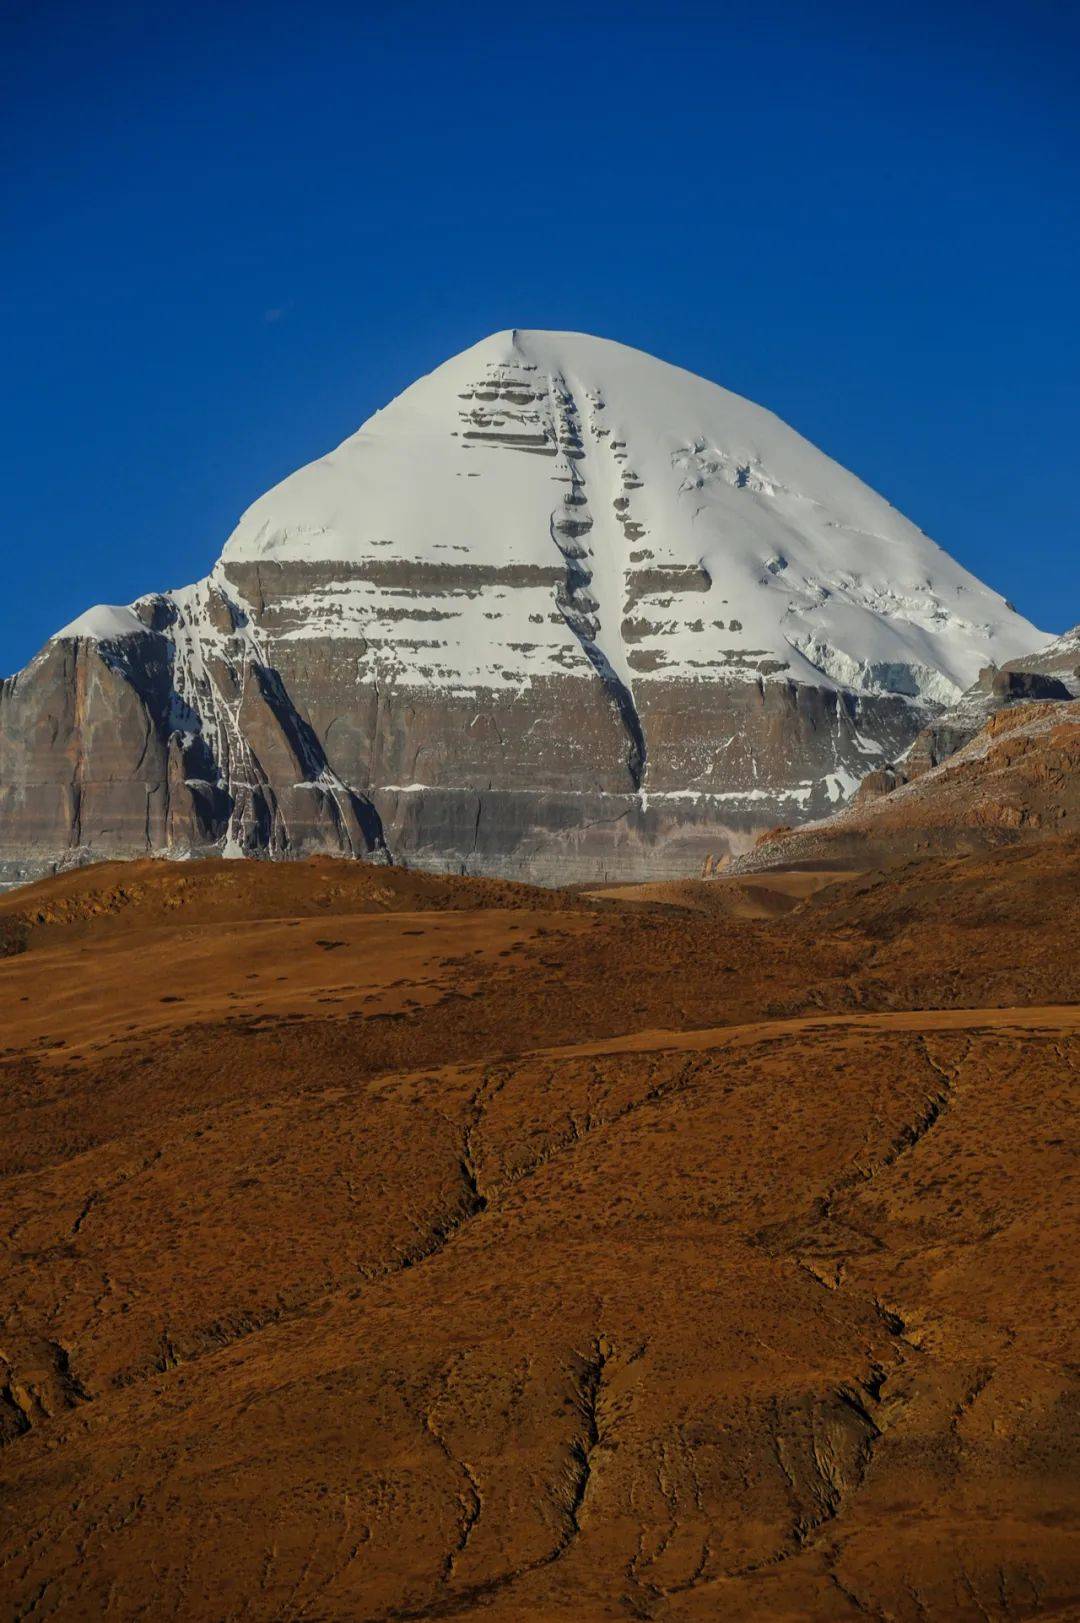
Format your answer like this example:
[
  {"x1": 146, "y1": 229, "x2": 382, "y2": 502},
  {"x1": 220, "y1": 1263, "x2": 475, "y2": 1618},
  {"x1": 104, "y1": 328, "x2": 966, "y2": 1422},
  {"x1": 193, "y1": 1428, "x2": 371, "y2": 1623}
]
[
  {"x1": 2, "y1": 820, "x2": 1079, "y2": 1617},
  {"x1": 734, "y1": 695, "x2": 1080, "y2": 873},
  {"x1": 899, "y1": 620, "x2": 1080, "y2": 779},
  {"x1": 0, "y1": 330, "x2": 1047, "y2": 885}
]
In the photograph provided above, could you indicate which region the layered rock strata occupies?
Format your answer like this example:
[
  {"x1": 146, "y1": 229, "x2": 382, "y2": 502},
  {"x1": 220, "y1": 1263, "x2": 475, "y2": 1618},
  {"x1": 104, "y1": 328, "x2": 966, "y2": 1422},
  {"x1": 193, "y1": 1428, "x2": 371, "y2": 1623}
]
[{"x1": 0, "y1": 330, "x2": 1048, "y2": 883}]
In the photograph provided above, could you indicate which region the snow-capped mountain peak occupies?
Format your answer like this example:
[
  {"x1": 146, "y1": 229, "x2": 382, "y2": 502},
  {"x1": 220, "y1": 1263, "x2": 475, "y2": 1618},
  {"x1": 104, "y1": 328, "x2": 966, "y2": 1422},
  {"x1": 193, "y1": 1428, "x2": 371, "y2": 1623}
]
[
  {"x1": 218, "y1": 328, "x2": 1044, "y2": 705},
  {"x1": 3, "y1": 329, "x2": 1049, "y2": 886}
]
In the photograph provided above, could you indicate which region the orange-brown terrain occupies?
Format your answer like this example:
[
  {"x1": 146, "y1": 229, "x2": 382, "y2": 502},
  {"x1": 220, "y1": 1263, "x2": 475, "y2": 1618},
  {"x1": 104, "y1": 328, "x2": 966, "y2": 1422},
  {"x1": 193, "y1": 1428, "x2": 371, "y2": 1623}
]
[
  {"x1": 1, "y1": 834, "x2": 1078, "y2": 1619},
  {"x1": 737, "y1": 699, "x2": 1080, "y2": 875}
]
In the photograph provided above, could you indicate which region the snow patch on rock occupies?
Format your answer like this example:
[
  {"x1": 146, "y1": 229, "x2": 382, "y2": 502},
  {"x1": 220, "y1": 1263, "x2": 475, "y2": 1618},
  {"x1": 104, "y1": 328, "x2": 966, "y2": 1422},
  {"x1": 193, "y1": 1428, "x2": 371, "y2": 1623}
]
[
  {"x1": 214, "y1": 329, "x2": 1046, "y2": 706},
  {"x1": 52, "y1": 604, "x2": 148, "y2": 642}
]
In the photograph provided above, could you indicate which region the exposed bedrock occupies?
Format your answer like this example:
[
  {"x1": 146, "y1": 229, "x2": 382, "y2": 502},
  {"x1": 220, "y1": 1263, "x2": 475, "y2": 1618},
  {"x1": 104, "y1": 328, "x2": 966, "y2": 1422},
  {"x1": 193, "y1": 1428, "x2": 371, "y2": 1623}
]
[
  {"x1": 0, "y1": 634, "x2": 219, "y2": 873},
  {"x1": 0, "y1": 623, "x2": 930, "y2": 884},
  {"x1": 0, "y1": 328, "x2": 1051, "y2": 883},
  {"x1": 0, "y1": 609, "x2": 383, "y2": 887},
  {"x1": 881, "y1": 625, "x2": 1080, "y2": 786}
]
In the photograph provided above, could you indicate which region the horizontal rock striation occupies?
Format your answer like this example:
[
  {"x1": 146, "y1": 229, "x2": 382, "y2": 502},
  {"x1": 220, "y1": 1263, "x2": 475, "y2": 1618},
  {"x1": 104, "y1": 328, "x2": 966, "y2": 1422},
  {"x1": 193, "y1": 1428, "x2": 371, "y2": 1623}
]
[{"x1": 0, "y1": 329, "x2": 1049, "y2": 884}]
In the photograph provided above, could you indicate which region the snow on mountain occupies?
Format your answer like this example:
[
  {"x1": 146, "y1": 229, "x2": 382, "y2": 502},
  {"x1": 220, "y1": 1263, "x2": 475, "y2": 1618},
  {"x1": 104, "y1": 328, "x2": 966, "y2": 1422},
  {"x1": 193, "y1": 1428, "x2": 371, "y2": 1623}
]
[
  {"x1": 2, "y1": 329, "x2": 1050, "y2": 885},
  {"x1": 53, "y1": 603, "x2": 149, "y2": 641},
  {"x1": 216, "y1": 329, "x2": 1045, "y2": 703}
]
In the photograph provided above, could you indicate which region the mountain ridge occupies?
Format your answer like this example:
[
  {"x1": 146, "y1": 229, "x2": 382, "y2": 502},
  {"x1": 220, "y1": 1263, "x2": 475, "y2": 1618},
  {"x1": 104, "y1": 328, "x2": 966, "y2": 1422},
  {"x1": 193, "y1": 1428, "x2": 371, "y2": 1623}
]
[{"x1": 0, "y1": 329, "x2": 1047, "y2": 884}]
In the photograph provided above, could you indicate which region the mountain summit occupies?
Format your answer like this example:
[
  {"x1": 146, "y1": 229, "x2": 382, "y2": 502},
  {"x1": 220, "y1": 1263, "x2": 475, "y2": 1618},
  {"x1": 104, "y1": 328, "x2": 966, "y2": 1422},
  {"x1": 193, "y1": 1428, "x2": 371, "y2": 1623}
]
[{"x1": 0, "y1": 330, "x2": 1047, "y2": 883}]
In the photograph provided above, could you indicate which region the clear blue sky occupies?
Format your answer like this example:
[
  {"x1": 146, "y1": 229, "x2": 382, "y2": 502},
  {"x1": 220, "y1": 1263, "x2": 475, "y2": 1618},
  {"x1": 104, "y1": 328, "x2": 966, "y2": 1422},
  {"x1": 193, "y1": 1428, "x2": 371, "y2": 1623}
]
[{"x1": 2, "y1": 0, "x2": 1078, "y2": 672}]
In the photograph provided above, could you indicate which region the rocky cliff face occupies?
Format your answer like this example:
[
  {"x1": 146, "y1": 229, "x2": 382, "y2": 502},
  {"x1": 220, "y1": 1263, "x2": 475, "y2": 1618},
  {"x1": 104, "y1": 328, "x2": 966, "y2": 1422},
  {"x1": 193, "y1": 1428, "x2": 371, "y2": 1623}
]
[
  {"x1": 733, "y1": 695, "x2": 1080, "y2": 874},
  {"x1": 899, "y1": 622, "x2": 1080, "y2": 778},
  {"x1": 0, "y1": 330, "x2": 1049, "y2": 884}
]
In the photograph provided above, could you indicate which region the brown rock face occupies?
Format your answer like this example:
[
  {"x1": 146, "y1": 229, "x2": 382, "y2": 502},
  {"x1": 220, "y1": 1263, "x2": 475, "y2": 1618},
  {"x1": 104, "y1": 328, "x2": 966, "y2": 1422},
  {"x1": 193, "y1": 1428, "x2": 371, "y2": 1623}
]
[
  {"x1": 734, "y1": 697, "x2": 1080, "y2": 873},
  {"x1": 0, "y1": 574, "x2": 936, "y2": 886},
  {"x1": 901, "y1": 626, "x2": 1079, "y2": 782},
  {"x1": 0, "y1": 591, "x2": 384, "y2": 886},
  {"x1": 0, "y1": 842, "x2": 1078, "y2": 1618},
  {"x1": 0, "y1": 636, "x2": 173, "y2": 861}
]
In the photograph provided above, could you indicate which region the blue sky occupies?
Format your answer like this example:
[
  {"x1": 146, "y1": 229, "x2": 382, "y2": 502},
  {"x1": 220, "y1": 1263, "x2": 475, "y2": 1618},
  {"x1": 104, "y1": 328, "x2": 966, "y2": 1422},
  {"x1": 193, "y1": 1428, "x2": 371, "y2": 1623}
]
[{"x1": 2, "y1": 0, "x2": 1078, "y2": 671}]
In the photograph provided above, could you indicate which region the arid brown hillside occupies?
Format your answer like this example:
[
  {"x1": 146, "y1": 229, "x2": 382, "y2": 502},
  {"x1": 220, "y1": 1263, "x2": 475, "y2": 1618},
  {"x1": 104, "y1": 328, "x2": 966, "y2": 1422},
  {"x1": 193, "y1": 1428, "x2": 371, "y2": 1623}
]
[
  {"x1": 1, "y1": 844, "x2": 1078, "y2": 1620},
  {"x1": 735, "y1": 699, "x2": 1080, "y2": 874}
]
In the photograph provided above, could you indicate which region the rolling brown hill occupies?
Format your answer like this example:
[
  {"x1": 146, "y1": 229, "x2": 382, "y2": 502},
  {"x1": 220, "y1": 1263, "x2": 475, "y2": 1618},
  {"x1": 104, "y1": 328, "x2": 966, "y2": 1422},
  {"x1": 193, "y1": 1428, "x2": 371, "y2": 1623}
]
[{"x1": 1, "y1": 841, "x2": 1078, "y2": 1620}]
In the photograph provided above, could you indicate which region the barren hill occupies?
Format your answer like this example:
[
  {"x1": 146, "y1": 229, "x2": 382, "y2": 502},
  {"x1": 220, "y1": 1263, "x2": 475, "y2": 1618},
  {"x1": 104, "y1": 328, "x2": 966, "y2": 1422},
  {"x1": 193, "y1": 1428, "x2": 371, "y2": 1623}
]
[{"x1": 1, "y1": 840, "x2": 1078, "y2": 1619}]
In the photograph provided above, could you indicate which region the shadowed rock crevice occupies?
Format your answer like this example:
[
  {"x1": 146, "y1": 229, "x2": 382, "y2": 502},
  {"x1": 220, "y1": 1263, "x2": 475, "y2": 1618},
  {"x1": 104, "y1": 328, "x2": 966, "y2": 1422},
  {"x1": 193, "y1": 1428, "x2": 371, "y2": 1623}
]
[{"x1": 375, "y1": 1340, "x2": 614, "y2": 1623}]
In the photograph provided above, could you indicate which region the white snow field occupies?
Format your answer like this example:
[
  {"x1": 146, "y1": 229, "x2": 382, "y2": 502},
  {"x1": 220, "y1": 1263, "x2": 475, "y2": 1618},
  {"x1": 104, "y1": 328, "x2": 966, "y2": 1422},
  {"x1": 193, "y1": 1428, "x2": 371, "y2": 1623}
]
[{"x1": 205, "y1": 328, "x2": 1046, "y2": 701}]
